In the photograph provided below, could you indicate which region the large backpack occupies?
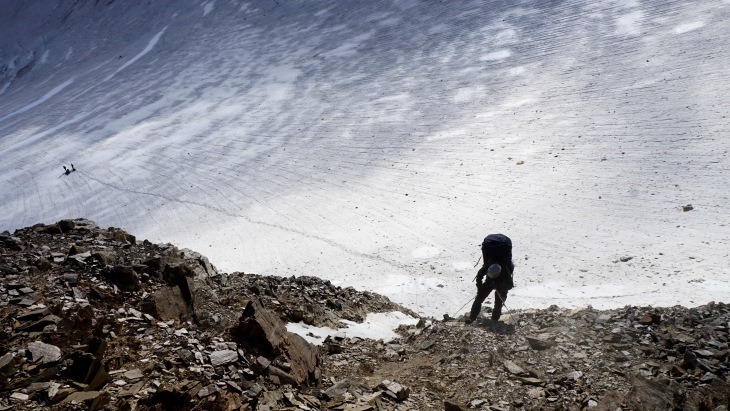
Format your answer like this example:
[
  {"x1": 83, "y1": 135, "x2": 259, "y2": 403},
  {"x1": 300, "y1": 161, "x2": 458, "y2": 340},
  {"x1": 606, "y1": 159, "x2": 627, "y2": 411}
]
[
  {"x1": 481, "y1": 234, "x2": 514, "y2": 289},
  {"x1": 481, "y1": 234, "x2": 512, "y2": 262}
]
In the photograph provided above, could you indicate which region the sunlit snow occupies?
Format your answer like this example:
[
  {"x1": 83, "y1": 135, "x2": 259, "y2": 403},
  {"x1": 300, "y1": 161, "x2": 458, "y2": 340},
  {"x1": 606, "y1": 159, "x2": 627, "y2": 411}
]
[{"x1": 1, "y1": 0, "x2": 728, "y2": 319}]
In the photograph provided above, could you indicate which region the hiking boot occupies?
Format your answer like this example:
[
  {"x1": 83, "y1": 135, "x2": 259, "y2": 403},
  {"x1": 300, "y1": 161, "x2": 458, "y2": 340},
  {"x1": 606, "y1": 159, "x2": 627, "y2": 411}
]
[{"x1": 464, "y1": 318, "x2": 474, "y2": 325}]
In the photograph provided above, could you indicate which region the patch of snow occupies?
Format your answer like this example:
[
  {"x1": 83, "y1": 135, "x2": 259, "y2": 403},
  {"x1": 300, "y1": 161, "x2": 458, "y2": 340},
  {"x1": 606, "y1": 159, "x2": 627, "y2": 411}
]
[
  {"x1": 286, "y1": 311, "x2": 420, "y2": 345},
  {"x1": 203, "y1": 1, "x2": 215, "y2": 17}
]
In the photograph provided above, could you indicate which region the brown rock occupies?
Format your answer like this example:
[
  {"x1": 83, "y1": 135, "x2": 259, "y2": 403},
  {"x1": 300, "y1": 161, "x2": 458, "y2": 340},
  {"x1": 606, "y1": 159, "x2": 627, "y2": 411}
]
[
  {"x1": 0, "y1": 353, "x2": 15, "y2": 374},
  {"x1": 624, "y1": 375, "x2": 675, "y2": 410},
  {"x1": 60, "y1": 391, "x2": 110, "y2": 411},
  {"x1": 58, "y1": 219, "x2": 77, "y2": 232},
  {"x1": 100, "y1": 265, "x2": 140, "y2": 291},
  {"x1": 148, "y1": 285, "x2": 192, "y2": 320},
  {"x1": 444, "y1": 400, "x2": 467, "y2": 411},
  {"x1": 231, "y1": 300, "x2": 318, "y2": 386}
]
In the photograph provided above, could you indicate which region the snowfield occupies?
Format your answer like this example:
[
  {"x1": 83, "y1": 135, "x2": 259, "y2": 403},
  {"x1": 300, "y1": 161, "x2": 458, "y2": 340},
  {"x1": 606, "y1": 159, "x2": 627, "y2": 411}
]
[{"x1": 1, "y1": 0, "x2": 728, "y2": 317}]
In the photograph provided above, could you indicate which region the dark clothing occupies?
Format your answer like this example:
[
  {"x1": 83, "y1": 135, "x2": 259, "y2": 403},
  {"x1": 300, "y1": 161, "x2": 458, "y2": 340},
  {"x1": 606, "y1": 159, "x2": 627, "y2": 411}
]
[
  {"x1": 470, "y1": 283, "x2": 509, "y2": 321},
  {"x1": 469, "y1": 263, "x2": 514, "y2": 322},
  {"x1": 475, "y1": 262, "x2": 514, "y2": 290}
]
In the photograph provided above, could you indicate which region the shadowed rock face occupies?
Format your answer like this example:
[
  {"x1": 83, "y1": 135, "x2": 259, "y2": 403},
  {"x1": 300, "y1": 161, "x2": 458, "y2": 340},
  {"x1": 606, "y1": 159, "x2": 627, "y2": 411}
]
[{"x1": 0, "y1": 1, "x2": 729, "y2": 316}]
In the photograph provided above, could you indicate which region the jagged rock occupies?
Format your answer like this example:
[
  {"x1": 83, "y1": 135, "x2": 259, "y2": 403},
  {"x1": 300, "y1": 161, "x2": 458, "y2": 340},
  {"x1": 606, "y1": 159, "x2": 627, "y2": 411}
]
[
  {"x1": 148, "y1": 285, "x2": 192, "y2": 320},
  {"x1": 100, "y1": 265, "x2": 140, "y2": 291},
  {"x1": 107, "y1": 227, "x2": 136, "y2": 244},
  {"x1": 323, "y1": 378, "x2": 351, "y2": 399},
  {"x1": 624, "y1": 375, "x2": 675, "y2": 409},
  {"x1": 252, "y1": 355, "x2": 271, "y2": 373},
  {"x1": 231, "y1": 299, "x2": 318, "y2": 386},
  {"x1": 180, "y1": 248, "x2": 219, "y2": 280},
  {"x1": 17, "y1": 307, "x2": 49, "y2": 322},
  {"x1": 57, "y1": 219, "x2": 77, "y2": 232},
  {"x1": 378, "y1": 380, "x2": 410, "y2": 401}
]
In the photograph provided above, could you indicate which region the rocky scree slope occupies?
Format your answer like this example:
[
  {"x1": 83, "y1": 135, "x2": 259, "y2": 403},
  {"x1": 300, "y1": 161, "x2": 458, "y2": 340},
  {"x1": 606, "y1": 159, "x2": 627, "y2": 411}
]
[{"x1": 0, "y1": 219, "x2": 728, "y2": 410}]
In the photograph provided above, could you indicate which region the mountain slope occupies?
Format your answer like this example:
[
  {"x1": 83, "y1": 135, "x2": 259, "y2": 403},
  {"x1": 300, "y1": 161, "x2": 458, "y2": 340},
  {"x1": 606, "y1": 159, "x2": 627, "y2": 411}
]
[{"x1": 1, "y1": 0, "x2": 729, "y2": 316}]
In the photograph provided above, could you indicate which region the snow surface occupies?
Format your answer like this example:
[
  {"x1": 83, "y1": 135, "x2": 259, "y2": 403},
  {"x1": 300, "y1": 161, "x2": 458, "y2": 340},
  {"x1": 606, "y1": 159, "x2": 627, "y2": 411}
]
[
  {"x1": 287, "y1": 311, "x2": 421, "y2": 345},
  {"x1": 1, "y1": 0, "x2": 729, "y2": 318}
]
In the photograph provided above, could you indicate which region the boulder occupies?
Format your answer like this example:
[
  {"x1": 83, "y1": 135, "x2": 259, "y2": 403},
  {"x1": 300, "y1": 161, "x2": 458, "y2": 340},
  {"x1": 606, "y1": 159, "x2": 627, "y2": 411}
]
[
  {"x1": 147, "y1": 285, "x2": 192, "y2": 321},
  {"x1": 378, "y1": 380, "x2": 410, "y2": 401},
  {"x1": 209, "y1": 350, "x2": 238, "y2": 367},
  {"x1": 26, "y1": 341, "x2": 62, "y2": 364},
  {"x1": 231, "y1": 300, "x2": 318, "y2": 386},
  {"x1": 624, "y1": 375, "x2": 675, "y2": 410},
  {"x1": 100, "y1": 265, "x2": 140, "y2": 291}
]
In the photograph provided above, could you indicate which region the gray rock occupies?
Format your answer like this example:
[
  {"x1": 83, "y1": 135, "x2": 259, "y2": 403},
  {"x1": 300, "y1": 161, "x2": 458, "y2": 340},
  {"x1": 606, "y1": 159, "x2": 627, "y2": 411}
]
[
  {"x1": 209, "y1": 349, "x2": 238, "y2": 367},
  {"x1": 27, "y1": 341, "x2": 61, "y2": 364},
  {"x1": 324, "y1": 378, "x2": 351, "y2": 399},
  {"x1": 0, "y1": 352, "x2": 15, "y2": 374},
  {"x1": 378, "y1": 379, "x2": 410, "y2": 401},
  {"x1": 524, "y1": 335, "x2": 554, "y2": 350},
  {"x1": 503, "y1": 360, "x2": 528, "y2": 376},
  {"x1": 123, "y1": 369, "x2": 144, "y2": 380}
]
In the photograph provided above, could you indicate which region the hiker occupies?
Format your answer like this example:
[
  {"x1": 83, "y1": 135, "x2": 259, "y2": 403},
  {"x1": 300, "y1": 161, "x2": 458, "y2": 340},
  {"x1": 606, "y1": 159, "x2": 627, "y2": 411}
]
[
  {"x1": 71, "y1": 164, "x2": 76, "y2": 172},
  {"x1": 63, "y1": 166, "x2": 71, "y2": 175},
  {"x1": 466, "y1": 234, "x2": 514, "y2": 324}
]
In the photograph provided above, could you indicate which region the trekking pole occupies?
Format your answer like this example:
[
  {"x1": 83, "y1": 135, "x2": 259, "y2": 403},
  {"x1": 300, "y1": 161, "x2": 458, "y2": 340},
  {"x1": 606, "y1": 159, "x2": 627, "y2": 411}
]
[
  {"x1": 495, "y1": 290, "x2": 508, "y2": 312},
  {"x1": 473, "y1": 255, "x2": 482, "y2": 268},
  {"x1": 452, "y1": 296, "x2": 475, "y2": 319}
]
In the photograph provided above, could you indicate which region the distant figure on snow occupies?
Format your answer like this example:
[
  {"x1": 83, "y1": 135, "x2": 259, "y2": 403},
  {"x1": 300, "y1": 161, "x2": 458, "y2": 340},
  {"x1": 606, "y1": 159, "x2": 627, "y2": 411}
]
[
  {"x1": 71, "y1": 164, "x2": 76, "y2": 172},
  {"x1": 466, "y1": 234, "x2": 515, "y2": 324},
  {"x1": 63, "y1": 166, "x2": 71, "y2": 175}
]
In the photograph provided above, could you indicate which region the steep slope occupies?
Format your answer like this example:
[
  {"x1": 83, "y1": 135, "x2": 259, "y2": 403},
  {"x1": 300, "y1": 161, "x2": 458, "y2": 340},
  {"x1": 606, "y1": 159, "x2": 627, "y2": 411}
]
[
  {"x1": 1, "y1": 0, "x2": 729, "y2": 316},
  {"x1": 0, "y1": 221, "x2": 727, "y2": 410}
]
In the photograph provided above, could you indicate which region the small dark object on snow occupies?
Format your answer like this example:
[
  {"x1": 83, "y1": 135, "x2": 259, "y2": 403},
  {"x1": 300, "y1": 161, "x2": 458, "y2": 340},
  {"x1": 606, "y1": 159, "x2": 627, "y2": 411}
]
[
  {"x1": 682, "y1": 204, "x2": 693, "y2": 212},
  {"x1": 71, "y1": 163, "x2": 76, "y2": 172},
  {"x1": 63, "y1": 166, "x2": 71, "y2": 175}
]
